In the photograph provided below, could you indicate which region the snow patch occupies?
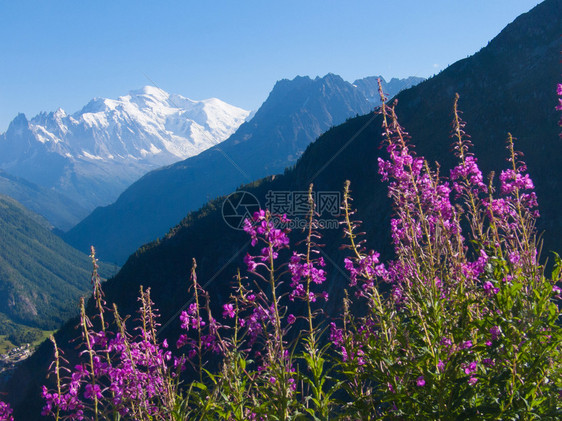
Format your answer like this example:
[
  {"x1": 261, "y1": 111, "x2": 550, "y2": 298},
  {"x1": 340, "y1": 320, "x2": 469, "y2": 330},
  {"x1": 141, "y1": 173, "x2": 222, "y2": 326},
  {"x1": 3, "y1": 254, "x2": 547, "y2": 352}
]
[{"x1": 81, "y1": 151, "x2": 104, "y2": 160}]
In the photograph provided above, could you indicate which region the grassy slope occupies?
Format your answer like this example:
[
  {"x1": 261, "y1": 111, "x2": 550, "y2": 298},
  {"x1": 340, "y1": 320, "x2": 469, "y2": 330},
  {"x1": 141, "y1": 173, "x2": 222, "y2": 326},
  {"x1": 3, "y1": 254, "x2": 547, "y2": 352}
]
[
  {"x1": 0, "y1": 194, "x2": 118, "y2": 330},
  {"x1": 4, "y1": 1, "x2": 562, "y2": 418}
]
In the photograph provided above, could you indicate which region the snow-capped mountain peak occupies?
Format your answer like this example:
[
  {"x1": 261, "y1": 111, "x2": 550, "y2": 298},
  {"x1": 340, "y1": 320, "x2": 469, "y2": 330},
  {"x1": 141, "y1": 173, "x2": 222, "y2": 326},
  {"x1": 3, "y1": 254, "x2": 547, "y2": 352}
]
[
  {"x1": 130, "y1": 85, "x2": 169, "y2": 98},
  {"x1": 0, "y1": 87, "x2": 250, "y2": 211}
]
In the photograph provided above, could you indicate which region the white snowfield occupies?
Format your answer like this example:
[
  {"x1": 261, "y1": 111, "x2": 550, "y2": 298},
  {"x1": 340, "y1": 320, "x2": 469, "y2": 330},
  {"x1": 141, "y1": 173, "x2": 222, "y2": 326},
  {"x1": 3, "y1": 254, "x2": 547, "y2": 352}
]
[
  {"x1": 27, "y1": 86, "x2": 250, "y2": 163},
  {"x1": 0, "y1": 86, "x2": 250, "y2": 211}
]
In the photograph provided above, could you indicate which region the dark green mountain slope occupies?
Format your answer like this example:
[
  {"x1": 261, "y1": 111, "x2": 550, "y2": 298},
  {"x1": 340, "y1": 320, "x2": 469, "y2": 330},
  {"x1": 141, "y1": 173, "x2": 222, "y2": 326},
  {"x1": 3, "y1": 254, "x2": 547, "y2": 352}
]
[
  {"x1": 5, "y1": 1, "x2": 561, "y2": 418},
  {"x1": 0, "y1": 194, "x2": 118, "y2": 330},
  {"x1": 64, "y1": 74, "x2": 421, "y2": 265}
]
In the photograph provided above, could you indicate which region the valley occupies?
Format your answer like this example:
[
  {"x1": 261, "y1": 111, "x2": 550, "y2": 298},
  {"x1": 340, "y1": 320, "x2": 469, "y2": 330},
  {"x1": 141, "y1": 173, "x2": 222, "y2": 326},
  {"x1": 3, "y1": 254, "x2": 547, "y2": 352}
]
[{"x1": 0, "y1": 0, "x2": 560, "y2": 419}]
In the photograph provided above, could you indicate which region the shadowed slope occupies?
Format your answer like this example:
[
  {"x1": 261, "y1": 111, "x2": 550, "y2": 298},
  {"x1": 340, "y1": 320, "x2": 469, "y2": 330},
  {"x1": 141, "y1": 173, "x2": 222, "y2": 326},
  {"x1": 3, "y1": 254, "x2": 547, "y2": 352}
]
[{"x1": 5, "y1": 1, "x2": 562, "y2": 418}]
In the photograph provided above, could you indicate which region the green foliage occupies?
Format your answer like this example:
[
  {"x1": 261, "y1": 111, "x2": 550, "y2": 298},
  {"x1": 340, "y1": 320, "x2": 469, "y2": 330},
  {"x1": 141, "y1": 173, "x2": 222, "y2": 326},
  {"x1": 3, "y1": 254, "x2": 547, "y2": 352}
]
[
  {"x1": 5, "y1": 3, "x2": 562, "y2": 419},
  {"x1": 0, "y1": 313, "x2": 53, "y2": 352},
  {"x1": 0, "y1": 194, "x2": 118, "y2": 330},
  {"x1": 7, "y1": 329, "x2": 42, "y2": 347},
  {"x1": 331, "y1": 94, "x2": 562, "y2": 419}
]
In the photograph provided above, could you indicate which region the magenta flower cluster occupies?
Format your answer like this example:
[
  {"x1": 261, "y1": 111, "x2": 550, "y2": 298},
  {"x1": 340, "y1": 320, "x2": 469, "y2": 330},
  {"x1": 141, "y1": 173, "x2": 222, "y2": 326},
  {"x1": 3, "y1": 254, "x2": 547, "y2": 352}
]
[
  {"x1": 25, "y1": 83, "x2": 560, "y2": 420},
  {"x1": 41, "y1": 289, "x2": 179, "y2": 420},
  {"x1": 330, "y1": 87, "x2": 562, "y2": 417},
  {"x1": 0, "y1": 401, "x2": 13, "y2": 421},
  {"x1": 243, "y1": 210, "x2": 290, "y2": 263}
]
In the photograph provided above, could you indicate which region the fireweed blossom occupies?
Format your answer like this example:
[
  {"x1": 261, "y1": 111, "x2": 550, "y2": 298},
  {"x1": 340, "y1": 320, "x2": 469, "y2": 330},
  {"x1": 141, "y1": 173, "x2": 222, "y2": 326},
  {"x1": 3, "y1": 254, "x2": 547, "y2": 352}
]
[
  {"x1": 335, "y1": 84, "x2": 561, "y2": 419},
  {"x1": 222, "y1": 303, "x2": 236, "y2": 318},
  {"x1": 232, "y1": 189, "x2": 339, "y2": 418},
  {"x1": 288, "y1": 252, "x2": 328, "y2": 302},
  {"x1": 42, "y1": 284, "x2": 179, "y2": 421},
  {"x1": 0, "y1": 401, "x2": 14, "y2": 421},
  {"x1": 239, "y1": 209, "x2": 304, "y2": 417},
  {"x1": 35, "y1": 85, "x2": 561, "y2": 420},
  {"x1": 243, "y1": 205, "x2": 329, "y2": 316}
]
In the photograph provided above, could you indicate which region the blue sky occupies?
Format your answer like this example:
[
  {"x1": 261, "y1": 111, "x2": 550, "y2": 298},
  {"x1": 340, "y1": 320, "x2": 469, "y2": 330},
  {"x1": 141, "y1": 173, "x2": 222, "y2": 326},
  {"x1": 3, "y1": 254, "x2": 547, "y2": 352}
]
[{"x1": 0, "y1": 0, "x2": 542, "y2": 131}]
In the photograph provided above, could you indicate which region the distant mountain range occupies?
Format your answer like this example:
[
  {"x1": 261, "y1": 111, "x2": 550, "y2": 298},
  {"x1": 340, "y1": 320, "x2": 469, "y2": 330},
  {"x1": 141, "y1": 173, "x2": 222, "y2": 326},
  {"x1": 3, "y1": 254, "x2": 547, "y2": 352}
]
[
  {"x1": 64, "y1": 74, "x2": 423, "y2": 264},
  {"x1": 0, "y1": 87, "x2": 250, "y2": 223},
  {"x1": 0, "y1": 194, "x2": 117, "y2": 330},
  {"x1": 4, "y1": 1, "x2": 561, "y2": 418},
  {"x1": 0, "y1": 170, "x2": 88, "y2": 231},
  {"x1": 354, "y1": 76, "x2": 425, "y2": 104}
]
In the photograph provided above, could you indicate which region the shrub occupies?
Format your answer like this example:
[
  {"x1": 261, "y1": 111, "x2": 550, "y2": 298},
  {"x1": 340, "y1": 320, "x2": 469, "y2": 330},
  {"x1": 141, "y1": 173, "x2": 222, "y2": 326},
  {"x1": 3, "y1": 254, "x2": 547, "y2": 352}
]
[{"x1": 34, "y1": 84, "x2": 561, "y2": 420}]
